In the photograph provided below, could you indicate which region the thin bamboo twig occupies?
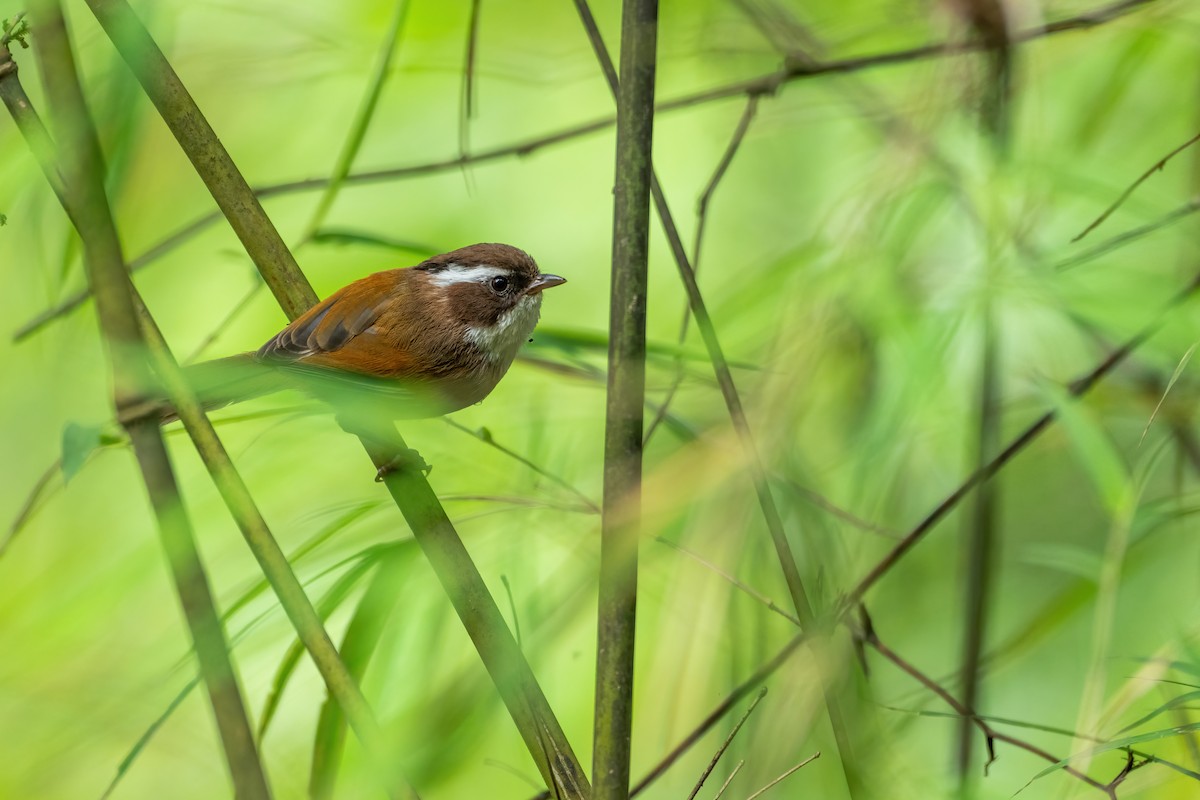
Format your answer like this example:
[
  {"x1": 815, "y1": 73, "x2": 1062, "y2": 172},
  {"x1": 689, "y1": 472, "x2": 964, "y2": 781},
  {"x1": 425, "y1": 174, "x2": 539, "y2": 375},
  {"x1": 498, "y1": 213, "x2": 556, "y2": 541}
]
[
  {"x1": 2, "y1": 35, "x2": 407, "y2": 798},
  {"x1": 675, "y1": 536, "x2": 1168, "y2": 795},
  {"x1": 12, "y1": 0, "x2": 1162, "y2": 343},
  {"x1": 742, "y1": 752, "x2": 821, "y2": 800},
  {"x1": 855, "y1": 611, "x2": 1118, "y2": 797},
  {"x1": 442, "y1": 418, "x2": 600, "y2": 513},
  {"x1": 1073, "y1": 130, "x2": 1200, "y2": 242},
  {"x1": 711, "y1": 761, "x2": 744, "y2": 800},
  {"x1": 1057, "y1": 198, "x2": 1200, "y2": 272},
  {"x1": 80, "y1": 1, "x2": 590, "y2": 793},
  {"x1": 27, "y1": 5, "x2": 271, "y2": 796},
  {"x1": 643, "y1": 95, "x2": 759, "y2": 446},
  {"x1": 528, "y1": 632, "x2": 809, "y2": 800},
  {"x1": 592, "y1": 1, "x2": 657, "y2": 798},
  {"x1": 655, "y1": 538, "x2": 801, "y2": 627},
  {"x1": 685, "y1": 687, "x2": 767, "y2": 800},
  {"x1": 0, "y1": 455, "x2": 59, "y2": 558},
  {"x1": 459, "y1": 0, "x2": 482, "y2": 161}
]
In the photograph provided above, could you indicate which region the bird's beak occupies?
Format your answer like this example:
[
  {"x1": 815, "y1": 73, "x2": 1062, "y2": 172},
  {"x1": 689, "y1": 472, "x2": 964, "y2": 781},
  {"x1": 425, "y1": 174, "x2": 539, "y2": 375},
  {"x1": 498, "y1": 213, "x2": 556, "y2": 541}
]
[{"x1": 526, "y1": 273, "x2": 567, "y2": 295}]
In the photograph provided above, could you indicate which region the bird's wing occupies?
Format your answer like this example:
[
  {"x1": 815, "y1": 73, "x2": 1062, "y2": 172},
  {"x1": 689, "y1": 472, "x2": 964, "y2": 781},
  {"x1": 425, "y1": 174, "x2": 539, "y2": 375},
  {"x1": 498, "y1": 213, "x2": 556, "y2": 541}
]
[
  {"x1": 256, "y1": 271, "x2": 401, "y2": 366},
  {"x1": 253, "y1": 271, "x2": 449, "y2": 417}
]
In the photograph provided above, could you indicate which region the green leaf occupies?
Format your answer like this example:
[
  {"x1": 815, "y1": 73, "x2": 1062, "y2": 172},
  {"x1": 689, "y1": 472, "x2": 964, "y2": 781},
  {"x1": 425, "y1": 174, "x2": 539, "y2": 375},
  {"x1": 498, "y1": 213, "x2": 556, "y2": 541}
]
[
  {"x1": 1116, "y1": 689, "x2": 1200, "y2": 734},
  {"x1": 310, "y1": 544, "x2": 417, "y2": 799},
  {"x1": 1017, "y1": 542, "x2": 1102, "y2": 582},
  {"x1": 257, "y1": 552, "x2": 380, "y2": 740},
  {"x1": 61, "y1": 422, "x2": 106, "y2": 483},
  {"x1": 99, "y1": 677, "x2": 200, "y2": 800},
  {"x1": 534, "y1": 326, "x2": 759, "y2": 369},
  {"x1": 1029, "y1": 721, "x2": 1200, "y2": 782},
  {"x1": 1040, "y1": 382, "x2": 1130, "y2": 515},
  {"x1": 1139, "y1": 342, "x2": 1197, "y2": 447}
]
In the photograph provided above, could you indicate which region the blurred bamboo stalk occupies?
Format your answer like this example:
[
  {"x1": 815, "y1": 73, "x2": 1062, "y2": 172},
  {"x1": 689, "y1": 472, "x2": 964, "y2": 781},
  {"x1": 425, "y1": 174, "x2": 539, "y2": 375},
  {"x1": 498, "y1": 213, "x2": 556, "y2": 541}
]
[
  {"x1": 957, "y1": 301, "x2": 1002, "y2": 784},
  {"x1": 23, "y1": 6, "x2": 271, "y2": 798},
  {"x1": 80, "y1": 0, "x2": 589, "y2": 794},
  {"x1": 593, "y1": 1, "x2": 657, "y2": 799}
]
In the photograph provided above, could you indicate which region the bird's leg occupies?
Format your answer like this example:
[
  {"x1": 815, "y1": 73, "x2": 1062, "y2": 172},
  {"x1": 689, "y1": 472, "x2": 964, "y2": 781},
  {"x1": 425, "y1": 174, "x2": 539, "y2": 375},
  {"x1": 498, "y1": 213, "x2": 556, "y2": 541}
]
[
  {"x1": 333, "y1": 411, "x2": 432, "y2": 482},
  {"x1": 374, "y1": 446, "x2": 432, "y2": 482}
]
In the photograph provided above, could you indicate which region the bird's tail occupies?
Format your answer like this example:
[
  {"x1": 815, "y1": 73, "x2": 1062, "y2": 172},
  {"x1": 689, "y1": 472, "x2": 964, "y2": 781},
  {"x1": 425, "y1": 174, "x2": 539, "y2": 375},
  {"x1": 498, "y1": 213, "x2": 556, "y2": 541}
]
[{"x1": 122, "y1": 353, "x2": 285, "y2": 425}]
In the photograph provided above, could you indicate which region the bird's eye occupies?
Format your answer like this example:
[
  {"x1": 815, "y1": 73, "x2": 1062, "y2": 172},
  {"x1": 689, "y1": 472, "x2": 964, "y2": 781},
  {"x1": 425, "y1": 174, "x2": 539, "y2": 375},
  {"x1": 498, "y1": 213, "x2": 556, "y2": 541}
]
[{"x1": 489, "y1": 275, "x2": 510, "y2": 293}]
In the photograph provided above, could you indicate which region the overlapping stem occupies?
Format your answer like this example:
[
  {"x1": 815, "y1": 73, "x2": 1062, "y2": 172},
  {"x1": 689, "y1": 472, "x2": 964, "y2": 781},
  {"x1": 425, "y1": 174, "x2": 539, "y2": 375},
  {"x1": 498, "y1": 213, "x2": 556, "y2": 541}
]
[
  {"x1": 2, "y1": 27, "x2": 407, "y2": 798},
  {"x1": 25, "y1": 6, "x2": 271, "y2": 797}
]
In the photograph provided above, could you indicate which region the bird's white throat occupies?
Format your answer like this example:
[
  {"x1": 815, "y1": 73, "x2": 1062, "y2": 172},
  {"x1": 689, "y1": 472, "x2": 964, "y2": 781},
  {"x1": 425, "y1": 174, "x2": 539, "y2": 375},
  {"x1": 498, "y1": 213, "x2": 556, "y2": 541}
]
[{"x1": 466, "y1": 293, "x2": 543, "y2": 363}]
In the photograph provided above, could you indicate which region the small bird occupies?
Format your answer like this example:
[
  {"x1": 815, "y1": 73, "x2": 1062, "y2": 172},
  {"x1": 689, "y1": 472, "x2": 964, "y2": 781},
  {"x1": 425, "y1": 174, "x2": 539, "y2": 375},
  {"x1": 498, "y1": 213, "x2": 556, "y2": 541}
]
[{"x1": 179, "y1": 243, "x2": 565, "y2": 424}]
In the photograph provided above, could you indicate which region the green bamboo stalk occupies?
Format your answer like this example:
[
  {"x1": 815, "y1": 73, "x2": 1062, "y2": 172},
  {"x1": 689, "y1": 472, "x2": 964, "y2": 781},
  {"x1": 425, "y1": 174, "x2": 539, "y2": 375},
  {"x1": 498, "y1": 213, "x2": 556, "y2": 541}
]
[
  {"x1": 310, "y1": 546, "x2": 415, "y2": 800},
  {"x1": 25, "y1": 6, "x2": 271, "y2": 798},
  {"x1": 363, "y1": 434, "x2": 590, "y2": 797},
  {"x1": 570, "y1": 3, "x2": 864, "y2": 794},
  {"x1": 1, "y1": 33, "x2": 404, "y2": 798},
  {"x1": 81, "y1": 1, "x2": 589, "y2": 794},
  {"x1": 592, "y1": 1, "x2": 657, "y2": 799}
]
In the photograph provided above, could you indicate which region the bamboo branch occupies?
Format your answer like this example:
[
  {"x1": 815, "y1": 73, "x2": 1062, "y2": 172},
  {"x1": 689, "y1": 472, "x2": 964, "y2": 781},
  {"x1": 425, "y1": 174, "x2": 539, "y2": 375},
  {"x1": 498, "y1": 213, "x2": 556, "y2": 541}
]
[
  {"x1": 643, "y1": 95, "x2": 759, "y2": 447},
  {"x1": 854, "y1": 609, "x2": 1119, "y2": 797},
  {"x1": 80, "y1": 0, "x2": 589, "y2": 794},
  {"x1": 12, "y1": 0, "x2": 1162, "y2": 343},
  {"x1": 26, "y1": 6, "x2": 270, "y2": 797},
  {"x1": 1073, "y1": 129, "x2": 1200, "y2": 242}
]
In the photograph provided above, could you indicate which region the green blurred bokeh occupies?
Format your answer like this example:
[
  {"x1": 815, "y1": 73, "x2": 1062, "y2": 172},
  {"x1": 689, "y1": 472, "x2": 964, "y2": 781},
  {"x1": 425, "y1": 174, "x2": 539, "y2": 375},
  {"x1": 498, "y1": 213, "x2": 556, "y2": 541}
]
[{"x1": 2, "y1": 0, "x2": 1200, "y2": 798}]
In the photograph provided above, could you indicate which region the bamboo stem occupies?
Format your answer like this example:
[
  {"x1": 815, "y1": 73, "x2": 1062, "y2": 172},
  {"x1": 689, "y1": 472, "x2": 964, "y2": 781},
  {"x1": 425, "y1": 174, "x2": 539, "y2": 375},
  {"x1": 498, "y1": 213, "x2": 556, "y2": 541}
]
[{"x1": 593, "y1": 1, "x2": 657, "y2": 798}]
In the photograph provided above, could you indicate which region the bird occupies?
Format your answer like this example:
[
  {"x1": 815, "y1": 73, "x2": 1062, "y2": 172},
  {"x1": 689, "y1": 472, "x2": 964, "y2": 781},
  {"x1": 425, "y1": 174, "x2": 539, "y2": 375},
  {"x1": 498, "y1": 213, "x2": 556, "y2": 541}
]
[{"x1": 174, "y1": 243, "x2": 566, "y2": 434}]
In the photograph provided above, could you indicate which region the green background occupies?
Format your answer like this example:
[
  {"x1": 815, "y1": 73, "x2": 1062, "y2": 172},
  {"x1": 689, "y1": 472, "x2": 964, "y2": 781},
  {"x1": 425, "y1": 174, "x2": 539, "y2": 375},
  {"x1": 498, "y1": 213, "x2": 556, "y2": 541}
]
[{"x1": 2, "y1": 0, "x2": 1199, "y2": 798}]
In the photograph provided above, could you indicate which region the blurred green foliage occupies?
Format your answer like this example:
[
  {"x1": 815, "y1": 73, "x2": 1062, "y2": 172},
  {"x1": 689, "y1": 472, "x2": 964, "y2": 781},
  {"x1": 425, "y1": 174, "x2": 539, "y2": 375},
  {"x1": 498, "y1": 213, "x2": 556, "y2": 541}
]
[{"x1": 2, "y1": 0, "x2": 1200, "y2": 798}]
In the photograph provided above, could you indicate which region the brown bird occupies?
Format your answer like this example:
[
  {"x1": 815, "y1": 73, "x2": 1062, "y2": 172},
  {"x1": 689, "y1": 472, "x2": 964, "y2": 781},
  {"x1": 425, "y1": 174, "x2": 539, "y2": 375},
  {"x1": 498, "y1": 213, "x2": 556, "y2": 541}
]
[{"x1": 179, "y1": 243, "x2": 565, "y2": 425}]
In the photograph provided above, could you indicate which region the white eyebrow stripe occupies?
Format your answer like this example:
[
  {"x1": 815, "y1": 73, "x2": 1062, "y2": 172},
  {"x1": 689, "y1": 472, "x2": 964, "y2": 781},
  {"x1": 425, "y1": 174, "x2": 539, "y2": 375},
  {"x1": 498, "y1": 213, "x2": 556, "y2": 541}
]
[{"x1": 427, "y1": 263, "x2": 513, "y2": 287}]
